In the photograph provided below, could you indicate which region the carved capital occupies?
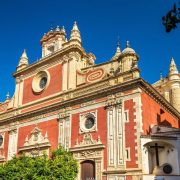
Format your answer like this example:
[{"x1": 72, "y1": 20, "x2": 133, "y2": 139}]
[
  {"x1": 69, "y1": 51, "x2": 80, "y2": 61},
  {"x1": 62, "y1": 55, "x2": 69, "y2": 64},
  {"x1": 58, "y1": 107, "x2": 71, "y2": 119},
  {"x1": 105, "y1": 95, "x2": 122, "y2": 109}
]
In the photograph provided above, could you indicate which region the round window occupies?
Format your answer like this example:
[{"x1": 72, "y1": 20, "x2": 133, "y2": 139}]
[
  {"x1": 85, "y1": 117, "x2": 95, "y2": 129},
  {"x1": 32, "y1": 71, "x2": 50, "y2": 93},
  {"x1": 163, "y1": 164, "x2": 173, "y2": 174},
  {"x1": 0, "y1": 135, "x2": 3, "y2": 147},
  {"x1": 39, "y1": 77, "x2": 47, "y2": 89}
]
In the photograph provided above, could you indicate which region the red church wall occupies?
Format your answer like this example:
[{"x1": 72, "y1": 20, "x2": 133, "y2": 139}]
[
  {"x1": 124, "y1": 99, "x2": 138, "y2": 168},
  {"x1": 141, "y1": 92, "x2": 179, "y2": 135},
  {"x1": 18, "y1": 118, "x2": 58, "y2": 155},
  {"x1": 1, "y1": 131, "x2": 9, "y2": 159},
  {"x1": 22, "y1": 98, "x2": 62, "y2": 113},
  {"x1": 71, "y1": 106, "x2": 107, "y2": 169},
  {"x1": 126, "y1": 176, "x2": 133, "y2": 180},
  {"x1": 22, "y1": 64, "x2": 62, "y2": 104}
]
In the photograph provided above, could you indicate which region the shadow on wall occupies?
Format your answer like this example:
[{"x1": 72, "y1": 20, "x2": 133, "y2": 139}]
[{"x1": 157, "y1": 114, "x2": 172, "y2": 127}]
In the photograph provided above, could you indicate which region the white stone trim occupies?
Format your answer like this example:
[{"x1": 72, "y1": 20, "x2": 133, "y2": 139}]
[
  {"x1": 14, "y1": 75, "x2": 24, "y2": 108},
  {"x1": 107, "y1": 106, "x2": 115, "y2": 166},
  {"x1": 0, "y1": 132, "x2": 5, "y2": 149},
  {"x1": 58, "y1": 114, "x2": 71, "y2": 149},
  {"x1": 133, "y1": 95, "x2": 143, "y2": 169},
  {"x1": 7, "y1": 129, "x2": 18, "y2": 160},
  {"x1": 107, "y1": 101, "x2": 125, "y2": 170},
  {"x1": 68, "y1": 59, "x2": 76, "y2": 89},
  {"x1": 71, "y1": 133, "x2": 104, "y2": 180},
  {"x1": 19, "y1": 76, "x2": 24, "y2": 107},
  {"x1": 0, "y1": 101, "x2": 105, "y2": 133},
  {"x1": 116, "y1": 105, "x2": 124, "y2": 166},
  {"x1": 21, "y1": 58, "x2": 63, "y2": 79},
  {"x1": 72, "y1": 102, "x2": 105, "y2": 114},
  {"x1": 79, "y1": 110, "x2": 97, "y2": 134},
  {"x1": 0, "y1": 114, "x2": 58, "y2": 133}
]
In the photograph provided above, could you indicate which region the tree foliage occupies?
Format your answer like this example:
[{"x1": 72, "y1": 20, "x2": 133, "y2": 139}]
[
  {"x1": 0, "y1": 147, "x2": 78, "y2": 180},
  {"x1": 162, "y1": 2, "x2": 180, "y2": 32}
]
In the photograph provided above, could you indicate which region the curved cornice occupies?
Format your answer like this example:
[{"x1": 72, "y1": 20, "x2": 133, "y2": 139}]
[{"x1": 13, "y1": 44, "x2": 86, "y2": 78}]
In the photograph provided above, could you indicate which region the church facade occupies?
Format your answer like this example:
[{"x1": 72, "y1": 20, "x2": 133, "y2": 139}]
[{"x1": 0, "y1": 22, "x2": 180, "y2": 180}]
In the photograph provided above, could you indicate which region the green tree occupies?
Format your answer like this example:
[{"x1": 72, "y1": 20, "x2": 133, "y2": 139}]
[
  {"x1": 162, "y1": 2, "x2": 180, "y2": 32},
  {"x1": 0, "y1": 147, "x2": 78, "y2": 180}
]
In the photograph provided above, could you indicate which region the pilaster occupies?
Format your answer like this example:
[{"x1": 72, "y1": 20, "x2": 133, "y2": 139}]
[
  {"x1": 106, "y1": 95, "x2": 125, "y2": 171},
  {"x1": 8, "y1": 128, "x2": 18, "y2": 160},
  {"x1": 58, "y1": 108, "x2": 71, "y2": 149}
]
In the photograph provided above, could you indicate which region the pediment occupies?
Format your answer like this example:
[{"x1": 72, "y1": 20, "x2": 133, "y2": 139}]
[
  {"x1": 19, "y1": 127, "x2": 51, "y2": 155},
  {"x1": 70, "y1": 133, "x2": 105, "y2": 153},
  {"x1": 76, "y1": 133, "x2": 101, "y2": 146}
]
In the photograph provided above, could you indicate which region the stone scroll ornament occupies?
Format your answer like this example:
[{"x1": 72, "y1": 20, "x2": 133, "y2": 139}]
[{"x1": 86, "y1": 68, "x2": 105, "y2": 83}]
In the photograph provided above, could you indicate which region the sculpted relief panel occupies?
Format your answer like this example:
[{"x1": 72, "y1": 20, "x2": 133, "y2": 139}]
[{"x1": 18, "y1": 127, "x2": 51, "y2": 156}]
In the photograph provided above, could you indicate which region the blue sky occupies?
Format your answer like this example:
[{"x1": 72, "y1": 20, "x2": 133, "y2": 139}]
[{"x1": 0, "y1": 0, "x2": 179, "y2": 102}]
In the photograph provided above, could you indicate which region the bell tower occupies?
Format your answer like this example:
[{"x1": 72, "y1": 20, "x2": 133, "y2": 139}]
[
  {"x1": 168, "y1": 58, "x2": 180, "y2": 111},
  {"x1": 153, "y1": 57, "x2": 180, "y2": 112},
  {"x1": 40, "y1": 26, "x2": 66, "y2": 57}
]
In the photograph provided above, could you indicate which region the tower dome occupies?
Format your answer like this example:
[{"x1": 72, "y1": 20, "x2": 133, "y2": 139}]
[{"x1": 122, "y1": 41, "x2": 136, "y2": 54}]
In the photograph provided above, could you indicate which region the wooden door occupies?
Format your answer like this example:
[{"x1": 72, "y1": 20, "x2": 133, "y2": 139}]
[{"x1": 81, "y1": 160, "x2": 95, "y2": 180}]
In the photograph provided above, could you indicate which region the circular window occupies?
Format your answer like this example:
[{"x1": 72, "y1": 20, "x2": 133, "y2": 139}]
[
  {"x1": 85, "y1": 117, "x2": 95, "y2": 129},
  {"x1": 32, "y1": 71, "x2": 50, "y2": 93},
  {"x1": 163, "y1": 164, "x2": 173, "y2": 174},
  {"x1": 39, "y1": 77, "x2": 47, "y2": 89},
  {"x1": 0, "y1": 135, "x2": 3, "y2": 147},
  {"x1": 80, "y1": 112, "x2": 97, "y2": 133}
]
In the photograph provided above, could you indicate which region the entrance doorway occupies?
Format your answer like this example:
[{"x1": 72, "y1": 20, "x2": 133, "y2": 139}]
[{"x1": 81, "y1": 160, "x2": 95, "y2": 180}]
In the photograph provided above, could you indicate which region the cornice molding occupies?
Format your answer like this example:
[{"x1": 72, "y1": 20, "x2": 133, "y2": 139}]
[{"x1": 0, "y1": 77, "x2": 180, "y2": 125}]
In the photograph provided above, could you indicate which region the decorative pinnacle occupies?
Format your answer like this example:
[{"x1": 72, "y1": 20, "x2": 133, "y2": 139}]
[
  {"x1": 111, "y1": 39, "x2": 121, "y2": 60},
  {"x1": 25, "y1": 135, "x2": 28, "y2": 142},
  {"x1": 170, "y1": 57, "x2": 176, "y2": 66},
  {"x1": 126, "y1": 40, "x2": 130, "y2": 48},
  {"x1": 17, "y1": 49, "x2": 29, "y2": 69},
  {"x1": 72, "y1": 21, "x2": 79, "y2": 31},
  {"x1": 55, "y1": 25, "x2": 60, "y2": 31},
  {"x1": 21, "y1": 49, "x2": 28, "y2": 59},
  {"x1": 70, "y1": 21, "x2": 81, "y2": 43},
  {"x1": 169, "y1": 57, "x2": 178, "y2": 74},
  {"x1": 61, "y1": 26, "x2": 66, "y2": 33},
  {"x1": 6, "y1": 92, "x2": 10, "y2": 100},
  {"x1": 45, "y1": 131, "x2": 48, "y2": 139},
  {"x1": 160, "y1": 71, "x2": 163, "y2": 80},
  {"x1": 50, "y1": 21, "x2": 54, "y2": 31},
  {"x1": 117, "y1": 36, "x2": 120, "y2": 47},
  {"x1": 50, "y1": 27, "x2": 53, "y2": 32},
  {"x1": 116, "y1": 38, "x2": 121, "y2": 53},
  {"x1": 117, "y1": 41, "x2": 120, "y2": 48}
]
